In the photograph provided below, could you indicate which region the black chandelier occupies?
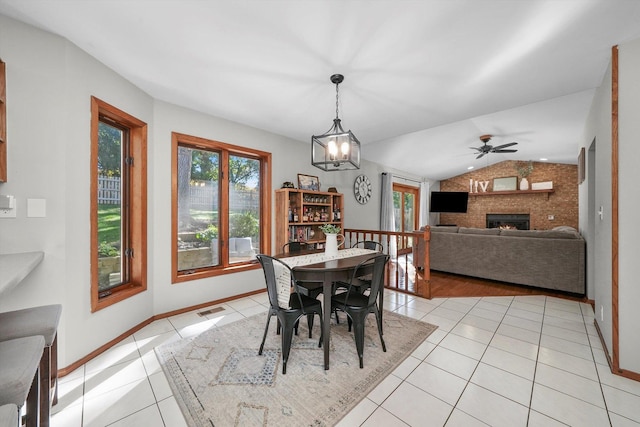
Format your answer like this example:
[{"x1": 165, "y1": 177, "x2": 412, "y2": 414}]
[{"x1": 311, "y1": 74, "x2": 361, "y2": 171}]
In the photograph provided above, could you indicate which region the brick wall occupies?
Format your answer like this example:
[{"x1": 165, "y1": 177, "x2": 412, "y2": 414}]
[{"x1": 439, "y1": 161, "x2": 578, "y2": 230}]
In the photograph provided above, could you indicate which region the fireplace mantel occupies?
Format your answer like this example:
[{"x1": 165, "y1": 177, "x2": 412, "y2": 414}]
[{"x1": 469, "y1": 189, "x2": 554, "y2": 199}]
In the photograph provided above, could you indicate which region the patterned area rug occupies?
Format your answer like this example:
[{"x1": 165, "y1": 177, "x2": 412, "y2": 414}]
[{"x1": 155, "y1": 310, "x2": 437, "y2": 426}]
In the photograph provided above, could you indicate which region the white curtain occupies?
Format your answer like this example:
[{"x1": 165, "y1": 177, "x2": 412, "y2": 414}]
[
  {"x1": 419, "y1": 181, "x2": 429, "y2": 227},
  {"x1": 380, "y1": 172, "x2": 397, "y2": 258}
]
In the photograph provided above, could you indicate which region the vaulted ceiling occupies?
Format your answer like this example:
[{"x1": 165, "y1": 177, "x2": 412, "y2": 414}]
[{"x1": 2, "y1": 0, "x2": 640, "y2": 180}]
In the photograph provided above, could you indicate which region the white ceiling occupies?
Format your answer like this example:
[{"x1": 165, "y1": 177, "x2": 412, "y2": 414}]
[{"x1": 2, "y1": 0, "x2": 640, "y2": 180}]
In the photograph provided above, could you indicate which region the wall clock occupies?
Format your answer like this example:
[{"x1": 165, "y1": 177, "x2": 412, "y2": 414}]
[{"x1": 354, "y1": 174, "x2": 372, "y2": 204}]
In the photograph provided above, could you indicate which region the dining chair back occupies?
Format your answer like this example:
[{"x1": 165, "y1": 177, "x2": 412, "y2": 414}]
[
  {"x1": 256, "y1": 254, "x2": 323, "y2": 374},
  {"x1": 334, "y1": 240, "x2": 384, "y2": 297},
  {"x1": 351, "y1": 240, "x2": 384, "y2": 252},
  {"x1": 282, "y1": 242, "x2": 323, "y2": 298},
  {"x1": 331, "y1": 253, "x2": 389, "y2": 368},
  {"x1": 282, "y1": 241, "x2": 309, "y2": 253}
]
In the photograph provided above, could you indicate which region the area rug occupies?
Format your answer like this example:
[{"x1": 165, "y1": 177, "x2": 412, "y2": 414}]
[{"x1": 155, "y1": 310, "x2": 437, "y2": 427}]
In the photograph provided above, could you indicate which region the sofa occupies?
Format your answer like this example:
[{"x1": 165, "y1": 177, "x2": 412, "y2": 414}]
[{"x1": 413, "y1": 225, "x2": 585, "y2": 295}]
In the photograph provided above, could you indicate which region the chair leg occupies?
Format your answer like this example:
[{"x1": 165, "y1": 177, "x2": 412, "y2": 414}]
[
  {"x1": 26, "y1": 365, "x2": 40, "y2": 427},
  {"x1": 51, "y1": 335, "x2": 59, "y2": 406},
  {"x1": 317, "y1": 312, "x2": 324, "y2": 348},
  {"x1": 306, "y1": 314, "x2": 315, "y2": 338},
  {"x1": 39, "y1": 346, "x2": 51, "y2": 427},
  {"x1": 259, "y1": 313, "x2": 272, "y2": 355},
  {"x1": 374, "y1": 308, "x2": 386, "y2": 352},
  {"x1": 350, "y1": 311, "x2": 368, "y2": 369},
  {"x1": 280, "y1": 320, "x2": 296, "y2": 375}
]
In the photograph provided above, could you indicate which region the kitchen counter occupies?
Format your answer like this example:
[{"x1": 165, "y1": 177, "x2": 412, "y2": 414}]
[{"x1": 0, "y1": 251, "x2": 44, "y2": 296}]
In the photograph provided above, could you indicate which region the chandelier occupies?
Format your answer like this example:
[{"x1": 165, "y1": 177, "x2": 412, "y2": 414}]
[{"x1": 311, "y1": 74, "x2": 361, "y2": 171}]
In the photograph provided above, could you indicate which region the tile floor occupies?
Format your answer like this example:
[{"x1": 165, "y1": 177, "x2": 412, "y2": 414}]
[{"x1": 50, "y1": 290, "x2": 640, "y2": 426}]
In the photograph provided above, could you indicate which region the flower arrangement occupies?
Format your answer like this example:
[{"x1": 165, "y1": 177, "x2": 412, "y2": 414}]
[
  {"x1": 319, "y1": 223, "x2": 341, "y2": 234},
  {"x1": 515, "y1": 160, "x2": 534, "y2": 178}
]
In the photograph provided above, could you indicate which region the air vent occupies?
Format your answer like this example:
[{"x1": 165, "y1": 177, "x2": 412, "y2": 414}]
[{"x1": 197, "y1": 307, "x2": 225, "y2": 317}]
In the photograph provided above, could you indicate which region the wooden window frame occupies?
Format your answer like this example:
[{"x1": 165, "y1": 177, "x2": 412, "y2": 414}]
[
  {"x1": 393, "y1": 182, "x2": 420, "y2": 232},
  {"x1": 90, "y1": 96, "x2": 147, "y2": 312},
  {"x1": 0, "y1": 59, "x2": 6, "y2": 182},
  {"x1": 171, "y1": 132, "x2": 271, "y2": 283}
]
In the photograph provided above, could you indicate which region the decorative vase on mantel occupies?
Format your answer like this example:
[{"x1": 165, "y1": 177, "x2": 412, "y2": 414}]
[{"x1": 520, "y1": 177, "x2": 529, "y2": 191}]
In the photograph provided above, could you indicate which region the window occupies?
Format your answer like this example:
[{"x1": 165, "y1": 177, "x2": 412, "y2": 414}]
[
  {"x1": 90, "y1": 97, "x2": 147, "y2": 312},
  {"x1": 172, "y1": 132, "x2": 271, "y2": 283},
  {"x1": 393, "y1": 183, "x2": 419, "y2": 251}
]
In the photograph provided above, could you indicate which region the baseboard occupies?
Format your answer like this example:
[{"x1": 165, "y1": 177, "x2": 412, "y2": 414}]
[
  {"x1": 58, "y1": 288, "x2": 266, "y2": 377},
  {"x1": 593, "y1": 318, "x2": 640, "y2": 382}
]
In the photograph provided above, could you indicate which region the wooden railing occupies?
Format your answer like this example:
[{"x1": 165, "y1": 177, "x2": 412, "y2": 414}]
[{"x1": 343, "y1": 227, "x2": 431, "y2": 299}]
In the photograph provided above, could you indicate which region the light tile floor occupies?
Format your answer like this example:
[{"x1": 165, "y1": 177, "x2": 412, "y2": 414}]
[{"x1": 51, "y1": 290, "x2": 640, "y2": 426}]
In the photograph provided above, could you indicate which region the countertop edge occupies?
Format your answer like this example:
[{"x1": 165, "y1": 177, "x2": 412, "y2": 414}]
[{"x1": 0, "y1": 251, "x2": 45, "y2": 297}]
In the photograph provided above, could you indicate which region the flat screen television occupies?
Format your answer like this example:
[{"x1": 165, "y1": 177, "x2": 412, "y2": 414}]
[{"x1": 429, "y1": 191, "x2": 469, "y2": 213}]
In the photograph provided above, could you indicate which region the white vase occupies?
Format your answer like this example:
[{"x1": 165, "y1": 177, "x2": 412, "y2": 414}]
[
  {"x1": 520, "y1": 177, "x2": 529, "y2": 191},
  {"x1": 324, "y1": 233, "x2": 345, "y2": 257}
]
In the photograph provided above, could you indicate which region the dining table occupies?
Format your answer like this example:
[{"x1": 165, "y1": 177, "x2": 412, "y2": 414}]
[{"x1": 277, "y1": 248, "x2": 378, "y2": 370}]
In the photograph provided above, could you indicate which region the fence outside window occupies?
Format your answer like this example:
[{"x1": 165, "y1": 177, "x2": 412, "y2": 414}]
[{"x1": 98, "y1": 175, "x2": 258, "y2": 211}]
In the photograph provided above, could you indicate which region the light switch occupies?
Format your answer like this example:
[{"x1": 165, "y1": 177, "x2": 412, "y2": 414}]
[{"x1": 27, "y1": 198, "x2": 46, "y2": 218}]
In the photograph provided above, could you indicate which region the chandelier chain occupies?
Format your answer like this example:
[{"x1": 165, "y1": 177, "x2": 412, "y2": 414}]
[{"x1": 335, "y1": 82, "x2": 340, "y2": 120}]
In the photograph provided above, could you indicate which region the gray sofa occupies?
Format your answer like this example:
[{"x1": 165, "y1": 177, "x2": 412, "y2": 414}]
[{"x1": 413, "y1": 225, "x2": 586, "y2": 295}]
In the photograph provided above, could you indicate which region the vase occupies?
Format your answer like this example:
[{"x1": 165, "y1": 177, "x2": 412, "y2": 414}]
[
  {"x1": 520, "y1": 177, "x2": 529, "y2": 191},
  {"x1": 324, "y1": 233, "x2": 345, "y2": 257}
]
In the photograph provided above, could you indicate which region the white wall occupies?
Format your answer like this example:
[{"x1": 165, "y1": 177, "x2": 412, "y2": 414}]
[
  {"x1": 580, "y1": 39, "x2": 640, "y2": 373},
  {"x1": 0, "y1": 14, "x2": 426, "y2": 367},
  {"x1": 0, "y1": 15, "x2": 156, "y2": 365},
  {"x1": 580, "y1": 58, "x2": 613, "y2": 354},
  {"x1": 617, "y1": 39, "x2": 640, "y2": 372}
]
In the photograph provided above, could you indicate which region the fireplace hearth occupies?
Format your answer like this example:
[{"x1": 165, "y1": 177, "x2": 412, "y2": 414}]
[{"x1": 486, "y1": 214, "x2": 530, "y2": 230}]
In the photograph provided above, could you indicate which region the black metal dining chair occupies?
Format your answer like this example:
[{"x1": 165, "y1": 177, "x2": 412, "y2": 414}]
[
  {"x1": 256, "y1": 254, "x2": 323, "y2": 374},
  {"x1": 346, "y1": 240, "x2": 384, "y2": 292},
  {"x1": 282, "y1": 241, "x2": 309, "y2": 253},
  {"x1": 332, "y1": 240, "x2": 385, "y2": 322},
  {"x1": 282, "y1": 242, "x2": 324, "y2": 299},
  {"x1": 351, "y1": 240, "x2": 384, "y2": 252},
  {"x1": 331, "y1": 253, "x2": 389, "y2": 368}
]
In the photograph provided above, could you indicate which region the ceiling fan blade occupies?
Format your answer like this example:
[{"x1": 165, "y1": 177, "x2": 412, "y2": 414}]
[
  {"x1": 492, "y1": 142, "x2": 518, "y2": 150},
  {"x1": 493, "y1": 149, "x2": 518, "y2": 153},
  {"x1": 476, "y1": 152, "x2": 486, "y2": 159}
]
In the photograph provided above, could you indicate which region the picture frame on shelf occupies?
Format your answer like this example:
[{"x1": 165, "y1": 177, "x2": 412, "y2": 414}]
[
  {"x1": 298, "y1": 174, "x2": 320, "y2": 191},
  {"x1": 493, "y1": 176, "x2": 517, "y2": 191}
]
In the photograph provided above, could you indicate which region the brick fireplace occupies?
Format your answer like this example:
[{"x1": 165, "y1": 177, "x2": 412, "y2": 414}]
[
  {"x1": 486, "y1": 213, "x2": 530, "y2": 230},
  {"x1": 439, "y1": 161, "x2": 578, "y2": 230}
]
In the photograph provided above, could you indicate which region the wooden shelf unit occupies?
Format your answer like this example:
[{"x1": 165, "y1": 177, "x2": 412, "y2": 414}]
[{"x1": 275, "y1": 188, "x2": 344, "y2": 252}]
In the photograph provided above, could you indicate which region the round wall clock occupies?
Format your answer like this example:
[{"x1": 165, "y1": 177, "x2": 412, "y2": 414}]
[{"x1": 354, "y1": 174, "x2": 372, "y2": 204}]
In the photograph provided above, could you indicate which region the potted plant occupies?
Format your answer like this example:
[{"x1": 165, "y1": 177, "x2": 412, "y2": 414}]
[
  {"x1": 196, "y1": 224, "x2": 219, "y2": 263},
  {"x1": 515, "y1": 161, "x2": 533, "y2": 190},
  {"x1": 319, "y1": 223, "x2": 341, "y2": 235}
]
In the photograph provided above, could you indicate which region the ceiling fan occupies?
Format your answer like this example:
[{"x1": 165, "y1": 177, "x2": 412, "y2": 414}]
[{"x1": 471, "y1": 134, "x2": 518, "y2": 159}]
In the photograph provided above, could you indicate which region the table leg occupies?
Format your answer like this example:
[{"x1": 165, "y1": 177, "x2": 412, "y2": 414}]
[{"x1": 322, "y1": 272, "x2": 333, "y2": 370}]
